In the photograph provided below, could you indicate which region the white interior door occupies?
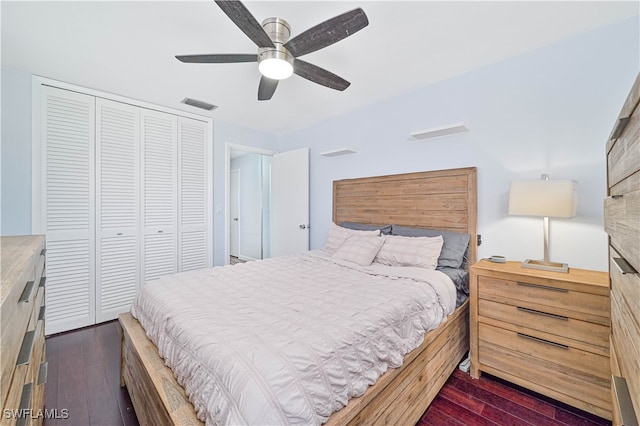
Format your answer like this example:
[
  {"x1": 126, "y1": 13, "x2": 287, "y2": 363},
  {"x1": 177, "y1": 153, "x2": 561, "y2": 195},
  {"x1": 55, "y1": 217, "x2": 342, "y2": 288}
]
[
  {"x1": 95, "y1": 98, "x2": 141, "y2": 323},
  {"x1": 141, "y1": 109, "x2": 177, "y2": 283},
  {"x1": 178, "y1": 117, "x2": 211, "y2": 271},
  {"x1": 41, "y1": 86, "x2": 96, "y2": 335},
  {"x1": 230, "y1": 169, "x2": 240, "y2": 257},
  {"x1": 270, "y1": 148, "x2": 309, "y2": 257}
]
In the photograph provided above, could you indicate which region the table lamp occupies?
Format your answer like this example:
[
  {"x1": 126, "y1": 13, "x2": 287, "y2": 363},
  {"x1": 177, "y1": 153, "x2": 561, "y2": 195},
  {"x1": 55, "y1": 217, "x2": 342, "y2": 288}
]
[{"x1": 508, "y1": 174, "x2": 577, "y2": 273}]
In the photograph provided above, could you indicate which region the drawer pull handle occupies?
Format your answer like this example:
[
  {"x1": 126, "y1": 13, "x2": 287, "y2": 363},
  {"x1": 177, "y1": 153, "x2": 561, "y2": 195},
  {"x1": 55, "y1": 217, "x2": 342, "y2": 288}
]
[
  {"x1": 18, "y1": 280, "x2": 35, "y2": 303},
  {"x1": 40, "y1": 248, "x2": 46, "y2": 256},
  {"x1": 517, "y1": 333, "x2": 569, "y2": 350},
  {"x1": 39, "y1": 276, "x2": 46, "y2": 288},
  {"x1": 610, "y1": 116, "x2": 630, "y2": 140},
  {"x1": 38, "y1": 361, "x2": 49, "y2": 385},
  {"x1": 517, "y1": 307, "x2": 568, "y2": 321},
  {"x1": 612, "y1": 376, "x2": 639, "y2": 426},
  {"x1": 517, "y1": 282, "x2": 568, "y2": 293},
  {"x1": 613, "y1": 257, "x2": 638, "y2": 275},
  {"x1": 611, "y1": 194, "x2": 624, "y2": 199},
  {"x1": 38, "y1": 305, "x2": 46, "y2": 321},
  {"x1": 16, "y1": 383, "x2": 33, "y2": 426},
  {"x1": 16, "y1": 330, "x2": 35, "y2": 366}
]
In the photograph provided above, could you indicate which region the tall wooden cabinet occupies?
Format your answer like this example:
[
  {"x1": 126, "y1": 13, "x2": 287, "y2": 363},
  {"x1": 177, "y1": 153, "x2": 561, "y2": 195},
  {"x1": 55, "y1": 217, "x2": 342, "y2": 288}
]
[
  {"x1": 33, "y1": 83, "x2": 212, "y2": 335},
  {"x1": 1, "y1": 235, "x2": 47, "y2": 425},
  {"x1": 605, "y1": 72, "x2": 640, "y2": 425}
]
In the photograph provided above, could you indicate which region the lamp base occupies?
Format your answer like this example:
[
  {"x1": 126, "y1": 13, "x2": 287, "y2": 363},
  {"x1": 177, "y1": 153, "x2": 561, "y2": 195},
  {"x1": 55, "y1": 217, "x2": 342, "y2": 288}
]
[{"x1": 522, "y1": 259, "x2": 569, "y2": 273}]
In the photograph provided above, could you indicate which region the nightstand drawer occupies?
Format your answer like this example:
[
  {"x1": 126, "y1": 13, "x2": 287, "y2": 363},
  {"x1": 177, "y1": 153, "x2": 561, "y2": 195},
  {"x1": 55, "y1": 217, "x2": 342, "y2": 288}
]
[
  {"x1": 478, "y1": 299, "x2": 609, "y2": 355},
  {"x1": 478, "y1": 276, "x2": 609, "y2": 322},
  {"x1": 479, "y1": 332, "x2": 612, "y2": 417},
  {"x1": 479, "y1": 323, "x2": 610, "y2": 380}
]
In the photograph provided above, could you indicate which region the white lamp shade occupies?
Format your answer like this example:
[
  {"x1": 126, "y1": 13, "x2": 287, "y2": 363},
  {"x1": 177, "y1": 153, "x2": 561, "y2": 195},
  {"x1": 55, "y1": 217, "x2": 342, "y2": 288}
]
[{"x1": 508, "y1": 180, "x2": 577, "y2": 218}]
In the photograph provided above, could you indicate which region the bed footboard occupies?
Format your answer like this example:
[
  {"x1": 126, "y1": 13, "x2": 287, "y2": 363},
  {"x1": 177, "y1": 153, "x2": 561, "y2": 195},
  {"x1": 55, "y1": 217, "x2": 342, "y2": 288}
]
[
  {"x1": 120, "y1": 312, "x2": 203, "y2": 426},
  {"x1": 326, "y1": 301, "x2": 469, "y2": 426}
]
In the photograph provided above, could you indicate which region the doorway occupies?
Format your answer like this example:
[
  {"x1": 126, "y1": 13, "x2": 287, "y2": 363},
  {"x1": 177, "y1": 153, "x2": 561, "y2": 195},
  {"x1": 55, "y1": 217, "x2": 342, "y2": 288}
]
[
  {"x1": 229, "y1": 152, "x2": 272, "y2": 262},
  {"x1": 225, "y1": 144, "x2": 276, "y2": 264},
  {"x1": 225, "y1": 144, "x2": 310, "y2": 265}
]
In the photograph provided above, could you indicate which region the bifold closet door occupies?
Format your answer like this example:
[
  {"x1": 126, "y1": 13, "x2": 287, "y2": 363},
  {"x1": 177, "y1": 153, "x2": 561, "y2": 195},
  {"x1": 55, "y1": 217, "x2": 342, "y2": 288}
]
[
  {"x1": 95, "y1": 98, "x2": 141, "y2": 323},
  {"x1": 41, "y1": 86, "x2": 96, "y2": 335},
  {"x1": 178, "y1": 117, "x2": 210, "y2": 271},
  {"x1": 142, "y1": 109, "x2": 178, "y2": 283}
]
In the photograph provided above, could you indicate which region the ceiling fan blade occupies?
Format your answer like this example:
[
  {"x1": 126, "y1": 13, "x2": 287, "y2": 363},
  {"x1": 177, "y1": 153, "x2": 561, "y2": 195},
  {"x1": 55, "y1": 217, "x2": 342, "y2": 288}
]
[
  {"x1": 293, "y1": 59, "x2": 350, "y2": 91},
  {"x1": 175, "y1": 54, "x2": 258, "y2": 63},
  {"x1": 214, "y1": 1, "x2": 274, "y2": 48},
  {"x1": 258, "y1": 76, "x2": 279, "y2": 101},
  {"x1": 284, "y1": 8, "x2": 368, "y2": 58}
]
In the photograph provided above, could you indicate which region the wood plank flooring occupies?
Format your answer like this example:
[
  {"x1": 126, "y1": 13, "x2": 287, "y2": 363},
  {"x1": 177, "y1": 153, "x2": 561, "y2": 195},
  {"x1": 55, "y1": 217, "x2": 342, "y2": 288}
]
[{"x1": 43, "y1": 321, "x2": 611, "y2": 426}]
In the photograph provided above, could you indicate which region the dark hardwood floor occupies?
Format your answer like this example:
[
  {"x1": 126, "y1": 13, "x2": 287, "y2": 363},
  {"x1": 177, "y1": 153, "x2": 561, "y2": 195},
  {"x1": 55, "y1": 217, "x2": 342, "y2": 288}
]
[{"x1": 43, "y1": 321, "x2": 611, "y2": 426}]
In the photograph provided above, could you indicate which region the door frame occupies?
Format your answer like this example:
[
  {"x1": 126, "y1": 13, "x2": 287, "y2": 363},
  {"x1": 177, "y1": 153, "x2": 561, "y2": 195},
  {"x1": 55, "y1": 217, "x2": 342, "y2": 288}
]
[
  {"x1": 224, "y1": 143, "x2": 277, "y2": 265},
  {"x1": 229, "y1": 168, "x2": 240, "y2": 258}
]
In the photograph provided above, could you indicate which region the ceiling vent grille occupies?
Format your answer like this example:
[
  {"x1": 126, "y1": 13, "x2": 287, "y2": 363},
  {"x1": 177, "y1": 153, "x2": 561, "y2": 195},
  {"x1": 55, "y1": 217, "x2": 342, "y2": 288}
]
[{"x1": 181, "y1": 97, "x2": 218, "y2": 111}]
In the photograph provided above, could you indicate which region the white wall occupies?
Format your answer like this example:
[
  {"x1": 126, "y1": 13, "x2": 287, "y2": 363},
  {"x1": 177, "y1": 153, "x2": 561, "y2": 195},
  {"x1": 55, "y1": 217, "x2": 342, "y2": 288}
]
[
  {"x1": 1, "y1": 67, "x2": 32, "y2": 235},
  {"x1": 278, "y1": 17, "x2": 639, "y2": 272}
]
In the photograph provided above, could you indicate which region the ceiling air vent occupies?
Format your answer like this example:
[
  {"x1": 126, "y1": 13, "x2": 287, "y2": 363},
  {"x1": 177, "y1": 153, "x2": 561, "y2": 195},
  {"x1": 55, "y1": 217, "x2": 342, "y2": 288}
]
[{"x1": 181, "y1": 97, "x2": 218, "y2": 111}]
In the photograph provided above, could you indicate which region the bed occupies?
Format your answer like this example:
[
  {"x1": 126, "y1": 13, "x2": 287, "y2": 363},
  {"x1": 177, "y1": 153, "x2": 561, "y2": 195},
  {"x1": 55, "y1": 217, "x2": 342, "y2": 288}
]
[{"x1": 119, "y1": 166, "x2": 478, "y2": 425}]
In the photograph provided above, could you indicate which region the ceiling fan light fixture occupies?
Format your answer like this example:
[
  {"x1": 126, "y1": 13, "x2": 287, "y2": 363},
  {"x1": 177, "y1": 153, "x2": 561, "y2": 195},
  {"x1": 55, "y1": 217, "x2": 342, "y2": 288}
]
[
  {"x1": 176, "y1": 3, "x2": 369, "y2": 99},
  {"x1": 259, "y1": 57, "x2": 293, "y2": 80}
]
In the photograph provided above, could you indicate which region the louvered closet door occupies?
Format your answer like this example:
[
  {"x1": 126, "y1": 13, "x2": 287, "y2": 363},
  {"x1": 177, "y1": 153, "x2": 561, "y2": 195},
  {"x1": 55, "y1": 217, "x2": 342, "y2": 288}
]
[
  {"x1": 178, "y1": 117, "x2": 210, "y2": 271},
  {"x1": 41, "y1": 86, "x2": 96, "y2": 335},
  {"x1": 142, "y1": 109, "x2": 178, "y2": 283},
  {"x1": 95, "y1": 98, "x2": 140, "y2": 322}
]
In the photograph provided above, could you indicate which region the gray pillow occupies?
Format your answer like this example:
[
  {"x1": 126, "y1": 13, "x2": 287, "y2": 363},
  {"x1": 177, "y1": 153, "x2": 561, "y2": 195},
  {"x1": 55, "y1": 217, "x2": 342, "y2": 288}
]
[
  {"x1": 391, "y1": 225, "x2": 470, "y2": 269},
  {"x1": 438, "y1": 267, "x2": 469, "y2": 307},
  {"x1": 341, "y1": 222, "x2": 392, "y2": 235}
]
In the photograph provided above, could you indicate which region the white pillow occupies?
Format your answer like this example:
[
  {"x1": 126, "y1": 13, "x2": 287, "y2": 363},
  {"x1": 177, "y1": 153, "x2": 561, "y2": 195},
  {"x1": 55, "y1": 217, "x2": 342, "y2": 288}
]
[
  {"x1": 375, "y1": 234, "x2": 444, "y2": 269},
  {"x1": 323, "y1": 222, "x2": 380, "y2": 254},
  {"x1": 332, "y1": 234, "x2": 384, "y2": 266}
]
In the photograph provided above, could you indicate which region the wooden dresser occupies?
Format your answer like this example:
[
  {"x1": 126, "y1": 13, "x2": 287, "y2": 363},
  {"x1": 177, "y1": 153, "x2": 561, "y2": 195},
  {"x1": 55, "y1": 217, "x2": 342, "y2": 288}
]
[
  {"x1": 470, "y1": 260, "x2": 611, "y2": 419},
  {"x1": 1, "y1": 235, "x2": 47, "y2": 426},
  {"x1": 605, "y1": 72, "x2": 640, "y2": 426}
]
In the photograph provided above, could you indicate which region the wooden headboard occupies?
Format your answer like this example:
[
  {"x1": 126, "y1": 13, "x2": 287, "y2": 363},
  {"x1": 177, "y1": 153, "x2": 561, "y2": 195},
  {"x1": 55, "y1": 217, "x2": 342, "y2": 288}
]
[{"x1": 332, "y1": 167, "x2": 478, "y2": 266}]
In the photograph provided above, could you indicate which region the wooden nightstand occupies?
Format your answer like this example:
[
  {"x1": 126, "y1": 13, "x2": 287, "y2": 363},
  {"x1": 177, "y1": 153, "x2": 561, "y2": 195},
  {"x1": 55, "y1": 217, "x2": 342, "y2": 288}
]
[{"x1": 470, "y1": 259, "x2": 611, "y2": 420}]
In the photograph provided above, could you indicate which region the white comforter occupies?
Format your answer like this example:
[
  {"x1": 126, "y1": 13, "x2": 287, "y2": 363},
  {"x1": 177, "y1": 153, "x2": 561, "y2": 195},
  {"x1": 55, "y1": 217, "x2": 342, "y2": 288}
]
[{"x1": 131, "y1": 250, "x2": 456, "y2": 426}]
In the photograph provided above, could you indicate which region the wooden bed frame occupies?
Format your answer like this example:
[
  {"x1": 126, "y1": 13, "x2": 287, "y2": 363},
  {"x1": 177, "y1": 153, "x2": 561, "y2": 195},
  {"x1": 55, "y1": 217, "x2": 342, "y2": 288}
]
[{"x1": 120, "y1": 166, "x2": 478, "y2": 425}]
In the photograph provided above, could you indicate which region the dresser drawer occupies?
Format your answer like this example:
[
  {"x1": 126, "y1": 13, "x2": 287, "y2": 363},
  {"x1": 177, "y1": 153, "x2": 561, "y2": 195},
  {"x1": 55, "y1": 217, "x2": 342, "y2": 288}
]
[
  {"x1": 606, "y1": 172, "x2": 640, "y2": 274},
  {"x1": 478, "y1": 276, "x2": 609, "y2": 322},
  {"x1": 479, "y1": 332, "x2": 612, "y2": 418},
  {"x1": 609, "y1": 253, "x2": 640, "y2": 420},
  {"x1": 478, "y1": 299, "x2": 609, "y2": 356},
  {"x1": 1, "y1": 275, "x2": 39, "y2": 408},
  {"x1": 608, "y1": 107, "x2": 640, "y2": 188},
  {"x1": 2, "y1": 365, "x2": 28, "y2": 425}
]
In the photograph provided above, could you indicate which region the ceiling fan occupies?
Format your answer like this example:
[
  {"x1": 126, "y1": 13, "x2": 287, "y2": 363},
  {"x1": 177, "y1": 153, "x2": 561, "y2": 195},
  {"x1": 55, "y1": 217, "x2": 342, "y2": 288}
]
[{"x1": 176, "y1": 0, "x2": 369, "y2": 101}]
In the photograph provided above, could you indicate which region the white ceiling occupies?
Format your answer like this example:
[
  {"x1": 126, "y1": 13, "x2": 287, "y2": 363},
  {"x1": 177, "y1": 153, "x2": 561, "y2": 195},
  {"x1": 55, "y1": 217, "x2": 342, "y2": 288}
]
[{"x1": 2, "y1": 1, "x2": 638, "y2": 134}]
